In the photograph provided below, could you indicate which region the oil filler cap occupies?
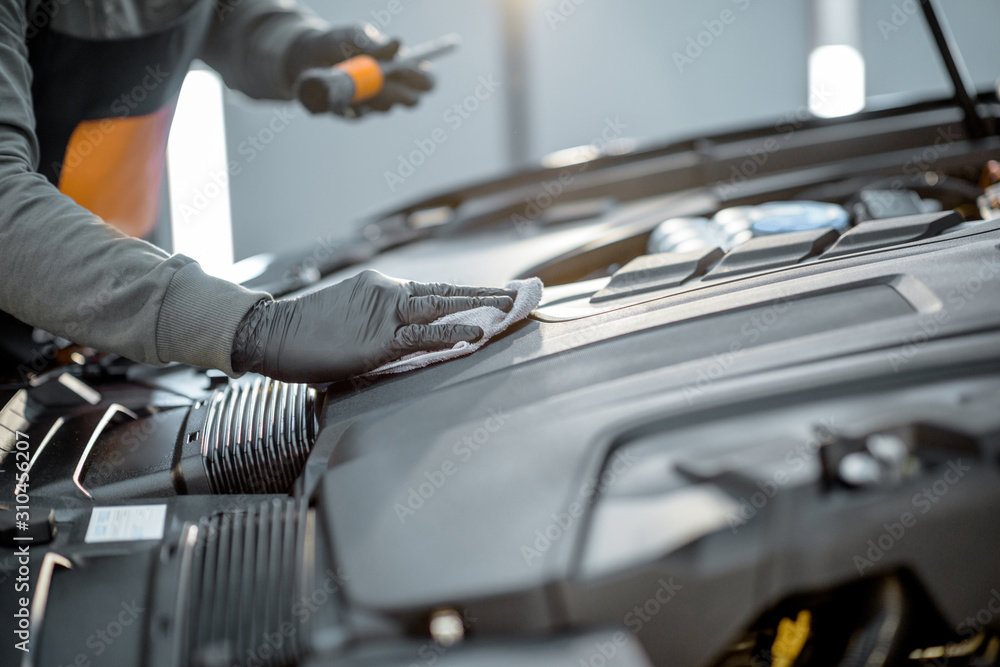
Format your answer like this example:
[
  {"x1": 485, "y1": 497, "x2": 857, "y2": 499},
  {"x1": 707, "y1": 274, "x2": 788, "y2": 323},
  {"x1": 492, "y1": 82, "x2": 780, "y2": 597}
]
[{"x1": 750, "y1": 201, "x2": 849, "y2": 235}]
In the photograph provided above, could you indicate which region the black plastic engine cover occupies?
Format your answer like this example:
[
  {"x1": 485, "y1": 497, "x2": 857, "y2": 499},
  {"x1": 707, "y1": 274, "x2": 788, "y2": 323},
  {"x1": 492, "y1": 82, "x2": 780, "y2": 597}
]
[{"x1": 312, "y1": 220, "x2": 1000, "y2": 666}]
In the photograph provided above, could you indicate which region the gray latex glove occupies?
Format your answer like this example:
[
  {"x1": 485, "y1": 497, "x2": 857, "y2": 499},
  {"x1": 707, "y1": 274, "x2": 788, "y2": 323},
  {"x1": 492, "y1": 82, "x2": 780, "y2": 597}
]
[
  {"x1": 231, "y1": 270, "x2": 515, "y2": 383},
  {"x1": 285, "y1": 24, "x2": 435, "y2": 118}
]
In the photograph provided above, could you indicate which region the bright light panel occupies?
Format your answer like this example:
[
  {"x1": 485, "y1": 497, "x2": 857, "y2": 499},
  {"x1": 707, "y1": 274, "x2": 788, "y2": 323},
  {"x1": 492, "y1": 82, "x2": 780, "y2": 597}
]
[
  {"x1": 808, "y1": 44, "x2": 865, "y2": 118},
  {"x1": 167, "y1": 69, "x2": 234, "y2": 277}
]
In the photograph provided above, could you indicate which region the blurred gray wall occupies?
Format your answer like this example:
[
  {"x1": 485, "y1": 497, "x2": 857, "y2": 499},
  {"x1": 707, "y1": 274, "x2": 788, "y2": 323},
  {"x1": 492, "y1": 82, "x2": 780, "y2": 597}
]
[{"x1": 220, "y1": 0, "x2": 1000, "y2": 261}]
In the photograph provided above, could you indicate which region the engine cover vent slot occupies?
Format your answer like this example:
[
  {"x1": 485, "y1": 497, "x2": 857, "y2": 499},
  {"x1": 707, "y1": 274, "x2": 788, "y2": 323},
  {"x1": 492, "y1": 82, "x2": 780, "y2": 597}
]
[
  {"x1": 821, "y1": 210, "x2": 962, "y2": 258},
  {"x1": 200, "y1": 378, "x2": 318, "y2": 494}
]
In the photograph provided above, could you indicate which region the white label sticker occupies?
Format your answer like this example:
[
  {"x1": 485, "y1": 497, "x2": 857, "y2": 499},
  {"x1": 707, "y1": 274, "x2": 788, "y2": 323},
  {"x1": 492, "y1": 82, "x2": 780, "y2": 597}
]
[{"x1": 85, "y1": 505, "x2": 167, "y2": 543}]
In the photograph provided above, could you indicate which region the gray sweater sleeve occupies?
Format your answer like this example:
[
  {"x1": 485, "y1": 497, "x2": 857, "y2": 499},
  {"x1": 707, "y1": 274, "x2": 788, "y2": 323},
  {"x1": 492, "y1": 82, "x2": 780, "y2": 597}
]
[
  {"x1": 0, "y1": 0, "x2": 269, "y2": 376},
  {"x1": 200, "y1": 0, "x2": 330, "y2": 101}
]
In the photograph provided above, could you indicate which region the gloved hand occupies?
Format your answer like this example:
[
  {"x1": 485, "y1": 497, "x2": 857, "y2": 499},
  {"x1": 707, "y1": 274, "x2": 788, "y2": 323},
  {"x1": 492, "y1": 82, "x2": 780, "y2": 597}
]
[
  {"x1": 285, "y1": 24, "x2": 435, "y2": 118},
  {"x1": 231, "y1": 270, "x2": 516, "y2": 383}
]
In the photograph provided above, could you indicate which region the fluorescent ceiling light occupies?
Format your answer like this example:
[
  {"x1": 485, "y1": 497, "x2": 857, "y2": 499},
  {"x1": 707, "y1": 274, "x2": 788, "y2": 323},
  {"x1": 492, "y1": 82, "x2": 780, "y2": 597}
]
[
  {"x1": 809, "y1": 44, "x2": 865, "y2": 118},
  {"x1": 167, "y1": 69, "x2": 234, "y2": 277}
]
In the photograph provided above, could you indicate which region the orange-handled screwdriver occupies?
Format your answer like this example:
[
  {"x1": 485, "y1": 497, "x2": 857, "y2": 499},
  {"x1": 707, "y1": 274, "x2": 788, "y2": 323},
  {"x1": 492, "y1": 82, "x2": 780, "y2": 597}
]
[{"x1": 296, "y1": 33, "x2": 460, "y2": 114}]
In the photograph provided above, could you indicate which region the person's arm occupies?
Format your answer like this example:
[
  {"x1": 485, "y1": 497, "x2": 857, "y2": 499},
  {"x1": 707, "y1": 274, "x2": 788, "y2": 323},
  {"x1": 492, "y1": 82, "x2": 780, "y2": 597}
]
[
  {"x1": 200, "y1": 0, "x2": 433, "y2": 115},
  {"x1": 0, "y1": 0, "x2": 267, "y2": 375},
  {"x1": 1, "y1": 3, "x2": 510, "y2": 382},
  {"x1": 200, "y1": 0, "x2": 328, "y2": 101}
]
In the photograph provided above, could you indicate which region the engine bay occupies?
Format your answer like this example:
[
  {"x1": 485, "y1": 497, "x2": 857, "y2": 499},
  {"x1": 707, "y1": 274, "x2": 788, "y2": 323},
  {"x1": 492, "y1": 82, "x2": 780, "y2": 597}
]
[{"x1": 3, "y1": 100, "x2": 1000, "y2": 666}]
